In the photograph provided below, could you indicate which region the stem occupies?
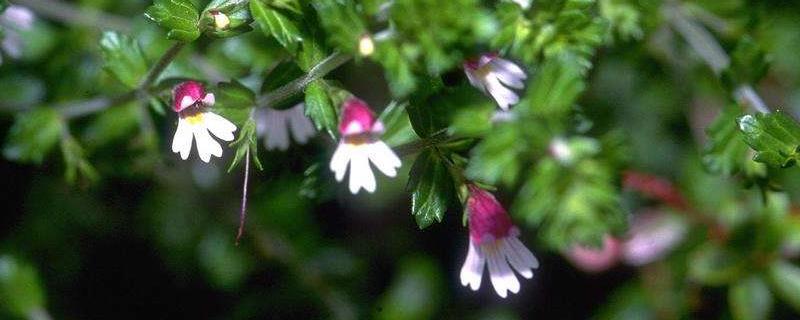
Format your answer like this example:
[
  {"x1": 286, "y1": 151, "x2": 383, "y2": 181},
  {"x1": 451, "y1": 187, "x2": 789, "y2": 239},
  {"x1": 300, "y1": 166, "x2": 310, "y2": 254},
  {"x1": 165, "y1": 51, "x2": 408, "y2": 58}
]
[
  {"x1": 10, "y1": 0, "x2": 132, "y2": 32},
  {"x1": 393, "y1": 130, "x2": 452, "y2": 157},
  {"x1": 665, "y1": 4, "x2": 770, "y2": 113},
  {"x1": 235, "y1": 148, "x2": 251, "y2": 245},
  {"x1": 139, "y1": 42, "x2": 186, "y2": 90},
  {"x1": 257, "y1": 52, "x2": 351, "y2": 108}
]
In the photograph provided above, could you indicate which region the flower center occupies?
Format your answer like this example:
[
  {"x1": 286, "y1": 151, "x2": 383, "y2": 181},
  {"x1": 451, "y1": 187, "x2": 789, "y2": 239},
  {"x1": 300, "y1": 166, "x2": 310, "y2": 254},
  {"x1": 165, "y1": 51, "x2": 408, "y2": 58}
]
[
  {"x1": 179, "y1": 105, "x2": 206, "y2": 125},
  {"x1": 343, "y1": 133, "x2": 375, "y2": 145}
]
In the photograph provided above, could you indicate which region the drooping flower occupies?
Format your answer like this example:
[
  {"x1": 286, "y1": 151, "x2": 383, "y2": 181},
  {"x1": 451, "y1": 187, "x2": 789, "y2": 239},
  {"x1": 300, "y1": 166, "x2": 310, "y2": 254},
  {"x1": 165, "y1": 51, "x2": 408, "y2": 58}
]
[
  {"x1": 463, "y1": 53, "x2": 527, "y2": 110},
  {"x1": 329, "y1": 97, "x2": 401, "y2": 194},
  {"x1": 460, "y1": 185, "x2": 539, "y2": 298},
  {"x1": 621, "y1": 211, "x2": 686, "y2": 266},
  {"x1": 255, "y1": 103, "x2": 316, "y2": 151},
  {"x1": 171, "y1": 81, "x2": 237, "y2": 163},
  {"x1": 565, "y1": 235, "x2": 622, "y2": 273}
]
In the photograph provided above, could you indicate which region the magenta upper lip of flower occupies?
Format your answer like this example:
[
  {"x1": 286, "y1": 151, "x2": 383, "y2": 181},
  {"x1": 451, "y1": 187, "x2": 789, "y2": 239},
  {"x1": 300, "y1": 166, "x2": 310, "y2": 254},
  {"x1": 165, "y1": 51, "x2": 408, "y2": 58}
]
[
  {"x1": 463, "y1": 53, "x2": 499, "y2": 71},
  {"x1": 172, "y1": 81, "x2": 215, "y2": 113},
  {"x1": 338, "y1": 97, "x2": 385, "y2": 139},
  {"x1": 467, "y1": 185, "x2": 514, "y2": 243}
]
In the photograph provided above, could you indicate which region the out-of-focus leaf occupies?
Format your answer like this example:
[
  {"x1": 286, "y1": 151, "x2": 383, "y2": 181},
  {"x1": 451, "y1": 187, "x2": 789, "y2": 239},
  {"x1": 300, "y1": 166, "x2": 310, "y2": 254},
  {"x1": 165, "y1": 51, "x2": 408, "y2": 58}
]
[
  {"x1": 522, "y1": 55, "x2": 585, "y2": 117},
  {"x1": 737, "y1": 112, "x2": 800, "y2": 168},
  {"x1": 304, "y1": 80, "x2": 337, "y2": 138},
  {"x1": 597, "y1": 283, "x2": 656, "y2": 320},
  {"x1": 82, "y1": 102, "x2": 140, "y2": 149},
  {"x1": 144, "y1": 0, "x2": 202, "y2": 42},
  {"x1": 407, "y1": 150, "x2": 453, "y2": 229},
  {"x1": 60, "y1": 133, "x2": 99, "y2": 184},
  {"x1": 376, "y1": 256, "x2": 443, "y2": 320},
  {"x1": 0, "y1": 1, "x2": 8, "y2": 12},
  {"x1": 99, "y1": 31, "x2": 148, "y2": 89},
  {"x1": 767, "y1": 260, "x2": 800, "y2": 312},
  {"x1": 312, "y1": 0, "x2": 366, "y2": 52},
  {"x1": 197, "y1": 228, "x2": 254, "y2": 290},
  {"x1": 0, "y1": 255, "x2": 46, "y2": 318},
  {"x1": 3, "y1": 108, "x2": 62, "y2": 164},
  {"x1": 689, "y1": 243, "x2": 747, "y2": 286},
  {"x1": 729, "y1": 275, "x2": 772, "y2": 320},
  {"x1": 378, "y1": 101, "x2": 416, "y2": 146},
  {"x1": 214, "y1": 79, "x2": 255, "y2": 125},
  {"x1": 250, "y1": 0, "x2": 303, "y2": 53},
  {"x1": 465, "y1": 124, "x2": 522, "y2": 186},
  {"x1": 722, "y1": 37, "x2": 770, "y2": 90}
]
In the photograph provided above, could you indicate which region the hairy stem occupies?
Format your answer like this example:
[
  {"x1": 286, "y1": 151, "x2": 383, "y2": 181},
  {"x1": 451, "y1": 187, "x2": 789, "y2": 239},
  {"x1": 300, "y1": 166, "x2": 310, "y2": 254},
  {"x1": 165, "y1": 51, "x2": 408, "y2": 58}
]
[
  {"x1": 665, "y1": 4, "x2": 770, "y2": 113},
  {"x1": 257, "y1": 52, "x2": 352, "y2": 108},
  {"x1": 236, "y1": 148, "x2": 250, "y2": 245}
]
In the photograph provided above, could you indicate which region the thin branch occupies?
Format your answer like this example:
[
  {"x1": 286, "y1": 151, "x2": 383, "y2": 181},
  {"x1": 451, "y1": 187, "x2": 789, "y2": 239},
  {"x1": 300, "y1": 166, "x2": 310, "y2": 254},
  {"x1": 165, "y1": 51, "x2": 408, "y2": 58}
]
[
  {"x1": 140, "y1": 42, "x2": 186, "y2": 90},
  {"x1": 257, "y1": 52, "x2": 352, "y2": 108},
  {"x1": 665, "y1": 4, "x2": 770, "y2": 113},
  {"x1": 10, "y1": 0, "x2": 132, "y2": 32},
  {"x1": 235, "y1": 148, "x2": 251, "y2": 245}
]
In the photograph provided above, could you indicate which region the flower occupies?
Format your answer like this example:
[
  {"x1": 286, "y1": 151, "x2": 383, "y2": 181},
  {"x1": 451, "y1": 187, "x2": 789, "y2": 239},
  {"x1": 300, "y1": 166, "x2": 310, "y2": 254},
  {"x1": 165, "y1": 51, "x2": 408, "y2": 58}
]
[
  {"x1": 621, "y1": 211, "x2": 686, "y2": 266},
  {"x1": 460, "y1": 185, "x2": 539, "y2": 298},
  {"x1": 170, "y1": 81, "x2": 237, "y2": 163},
  {"x1": 0, "y1": 5, "x2": 35, "y2": 61},
  {"x1": 210, "y1": 11, "x2": 230, "y2": 30},
  {"x1": 565, "y1": 235, "x2": 622, "y2": 273},
  {"x1": 463, "y1": 53, "x2": 527, "y2": 110},
  {"x1": 329, "y1": 97, "x2": 401, "y2": 194},
  {"x1": 255, "y1": 103, "x2": 316, "y2": 151}
]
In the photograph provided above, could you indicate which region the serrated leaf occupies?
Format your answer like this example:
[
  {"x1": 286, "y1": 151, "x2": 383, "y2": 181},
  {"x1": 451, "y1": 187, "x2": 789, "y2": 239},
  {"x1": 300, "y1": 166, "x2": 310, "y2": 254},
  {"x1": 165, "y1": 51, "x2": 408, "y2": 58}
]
[
  {"x1": 729, "y1": 275, "x2": 772, "y2": 320},
  {"x1": 378, "y1": 101, "x2": 416, "y2": 146},
  {"x1": 737, "y1": 112, "x2": 800, "y2": 168},
  {"x1": 250, "y1": 0, "x2": 303, "y2": 53},
  {"x1": 227, "y1": 118, "x2": 262, "y2": 171},
  {"x1": 3, "y1": 108, "x2": 63, "y2": 164},
  {"x1": 144, "y1": 0, "x2": 201, "y2": 42},
  {"x1": 767, "y1": 260, "x2": 800, "y2": 313},
  {"x1": 304, "y1": 80, "x2": 337, "y2": 138},
  {"x1": 408, "y1": 150, "x2": 453, "y2": 229},
  {"x1": 703, "y1": 106, "x2": 750, "y2": 175},
  {"x1": 99, "y1": 31, "x2": 148, "y2": 89}
]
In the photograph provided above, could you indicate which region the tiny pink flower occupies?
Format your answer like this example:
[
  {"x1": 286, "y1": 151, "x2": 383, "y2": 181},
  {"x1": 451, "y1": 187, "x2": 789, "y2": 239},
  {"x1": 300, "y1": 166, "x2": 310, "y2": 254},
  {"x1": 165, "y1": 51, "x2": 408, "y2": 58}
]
[
  {"x1": 255, "y1": 103, "x2": 316, "y2": 151},
  {"x1": 329, "y1": 97, "x2": 401, "y2": 194},
  {"x1": 0, "y1": 5, "x2": 35, "y2": 60},
  {"x1": 460, "y1": 185, "x2": 539, "y2": 298},
  {"x1": 464, "y1": 53, "x2": 527, "y2": 110},
  {"x1": 565, "y1": 235, "x2": 622, "y2": 273},
  {"x1": 170, "y1": 81, "x2": 237, "y2": 163}
]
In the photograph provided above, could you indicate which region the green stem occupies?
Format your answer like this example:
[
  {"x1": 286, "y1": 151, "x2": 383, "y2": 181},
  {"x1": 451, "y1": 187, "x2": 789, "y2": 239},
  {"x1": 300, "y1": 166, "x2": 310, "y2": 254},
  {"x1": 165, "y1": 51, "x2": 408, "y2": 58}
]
[
  {"x1": 139, "y1": 42, "x2": 186, "y2": 91},
  {"x1": 257, "y1": 52, "x2": 352, "y2": 109}
]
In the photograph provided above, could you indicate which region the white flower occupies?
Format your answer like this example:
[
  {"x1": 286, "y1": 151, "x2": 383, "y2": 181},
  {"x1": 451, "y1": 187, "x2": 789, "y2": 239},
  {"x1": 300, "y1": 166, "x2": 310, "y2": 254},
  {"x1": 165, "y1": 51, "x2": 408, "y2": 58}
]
[
  {"x1": 460, "y1": 185, "x2": 539, "y2": 298},
  {"x1": 464, "y1": 53, "x2": 527, "y2": 110},
  {"x1": 256, "y1": 103, "x2": 316, "y2": 151},
  {"x1": 329, "y1": 97, "x2": 401, "y2": 194},
  {"x1": 170, "y1": 81, "x2": 237, "y2": 163}
]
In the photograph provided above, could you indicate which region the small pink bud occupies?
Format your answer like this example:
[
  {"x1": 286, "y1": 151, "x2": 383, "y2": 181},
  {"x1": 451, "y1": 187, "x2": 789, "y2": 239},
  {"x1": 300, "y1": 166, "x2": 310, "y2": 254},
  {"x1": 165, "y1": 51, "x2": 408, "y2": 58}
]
[
  {"x1": 467, "y1": 185, "x2": 514, "y2": 243},
  {"x1": 339, "y1": 97, "x2": 380, "y2": 137}
]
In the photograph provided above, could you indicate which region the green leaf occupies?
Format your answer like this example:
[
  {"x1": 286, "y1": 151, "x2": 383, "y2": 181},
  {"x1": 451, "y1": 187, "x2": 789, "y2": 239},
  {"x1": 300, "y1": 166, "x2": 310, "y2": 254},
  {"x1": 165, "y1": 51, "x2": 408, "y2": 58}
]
[
  {"x1": 213, "y1": 80, "x2": 256, "y2": 126},
  {"x1": 60, "y1": 133, "x2": 99, "y2": 184},
  {"x1": 376, "y1": 256, "x2": 443, "y2": 320},
  {"x1": 0, "y1": 255, "x2": 46, "y2": 318},
  {"x1": 99, "y1": 31, "x2": 148, "y2": 89},
  {"x1": 3, "y1": 109, "x2": 63, "y2": 164},
  {"x1": 378, "y1": 101, "x2": 416, "y2": 147},
  {"x1": 522, "y1": 54, "x2": 585, "y2": 117},
  {"x1": 227, "y1": 118, "x2": 263, "y2": 171},
  {"x1": 737, "y1": 112, "x2": 800, "y2": 168},
  {"x1": 82, "y1": 102, "x2": 140, "y2": 149},
  {"x1": 304, "y1": 80, "x2": 337, "y2": 138},
  {"x1": 465, "y1": 124, "x2": 522, "y2": 186},
  {"x1": 312, "y1": 0, "x2": 366, "y2": 52},
  {"x1": 729, "y1": 275, "x2": 772, "y2": 320},
  {"x1": 703, "y1": 106, "x2": 751, "y2": 175},
  {"x1": 767, "y1": 260, "x2": 800, "y2": 312},
  {"x1": 0, "y1": 1, "x2": 8, "y2": 13},
  {"x1": 144, "y1": 0, "x2": 201, "y2": 42},
  {"x1": 197, "y1": 228, "x2": 254, "y2": 289},
  {"x1": 689, "y1": 243, "x2": 747, "y2": 286},
  {"x1": 250, "y1": 0, "x2": 303, "y2": 53},
  {"x1": 408, "y1": 150, "x2": 454, "y2": 229}
]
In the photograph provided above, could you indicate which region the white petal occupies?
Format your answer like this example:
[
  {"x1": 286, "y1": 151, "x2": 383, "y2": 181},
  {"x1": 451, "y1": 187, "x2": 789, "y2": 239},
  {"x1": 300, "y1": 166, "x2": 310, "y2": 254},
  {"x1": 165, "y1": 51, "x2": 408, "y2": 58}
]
[
  {"x1": 265, "y1": 110, "x2": 290, "y2": 151},
  {"x1": 180, "y1": 96, "x2": 196, "y2": 111},
  {"x1": 171, "y1": 118, "x2": 194, "y2": 160},
  {"x1": 460, "y1": 241, "x2": 485, "y2": 291},
  {"x1": 192, "y1": 124, "x2": 222, "y2": 163},
  {"x1": 486, "y1": 243, "x2": 520, "y2": 298},
  {"x1": 287, "y1": 105, "x2": 316, "y2": 144},
  {"x1": 348, "y1": 146, "x2": 376, "y2": 194},
  {"x1": 343, "y1": 122, "x2": 365, "y2": 136},
  {"x1": 366, "y1": 141, "x2": 401, "y2": 177},
  {"x1": 493, "y1": 69, "x2": 525, "y2": 89},
  {"x1": 503, "y1": 238, "x2": 533, "y2": 279},
  {"x1": 464, "y1": 69, "x2": 486, "y2": 92},
  {"x1": 485, "y1": 76, "x2": 520, "y2": 110},
  {"x1": 330, "y1": 143, "x2": 351, "y2": 181},
  {"x1": 204, "y1": 112, "x2": 237, "y2": 141},
  {"x1": 493, "y1": 58, "x2": 527, "y2": 80},
  {"x1": 202, "y1": 93, "x2": 216, "y2": 106},
  {"x1": 508, "y1": 236, "x2": 539, "y2": 269}
]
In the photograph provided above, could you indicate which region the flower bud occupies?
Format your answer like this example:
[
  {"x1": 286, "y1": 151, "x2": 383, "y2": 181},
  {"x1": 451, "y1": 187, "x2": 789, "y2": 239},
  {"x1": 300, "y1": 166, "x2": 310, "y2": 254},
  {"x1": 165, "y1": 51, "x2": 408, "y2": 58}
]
[
  {"x1": 358, "y1": 34, "x2": 375, "y2": 57},
  {"x1": 210, "y1": 11, "x2": 230, "y2": 30}
]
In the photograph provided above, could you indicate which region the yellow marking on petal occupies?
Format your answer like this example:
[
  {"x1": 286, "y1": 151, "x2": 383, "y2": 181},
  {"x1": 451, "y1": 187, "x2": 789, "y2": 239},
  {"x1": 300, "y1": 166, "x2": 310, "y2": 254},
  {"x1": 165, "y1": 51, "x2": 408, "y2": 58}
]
[{"x1": 185, "y1": 113, "x2": 205, "y2": 125}]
